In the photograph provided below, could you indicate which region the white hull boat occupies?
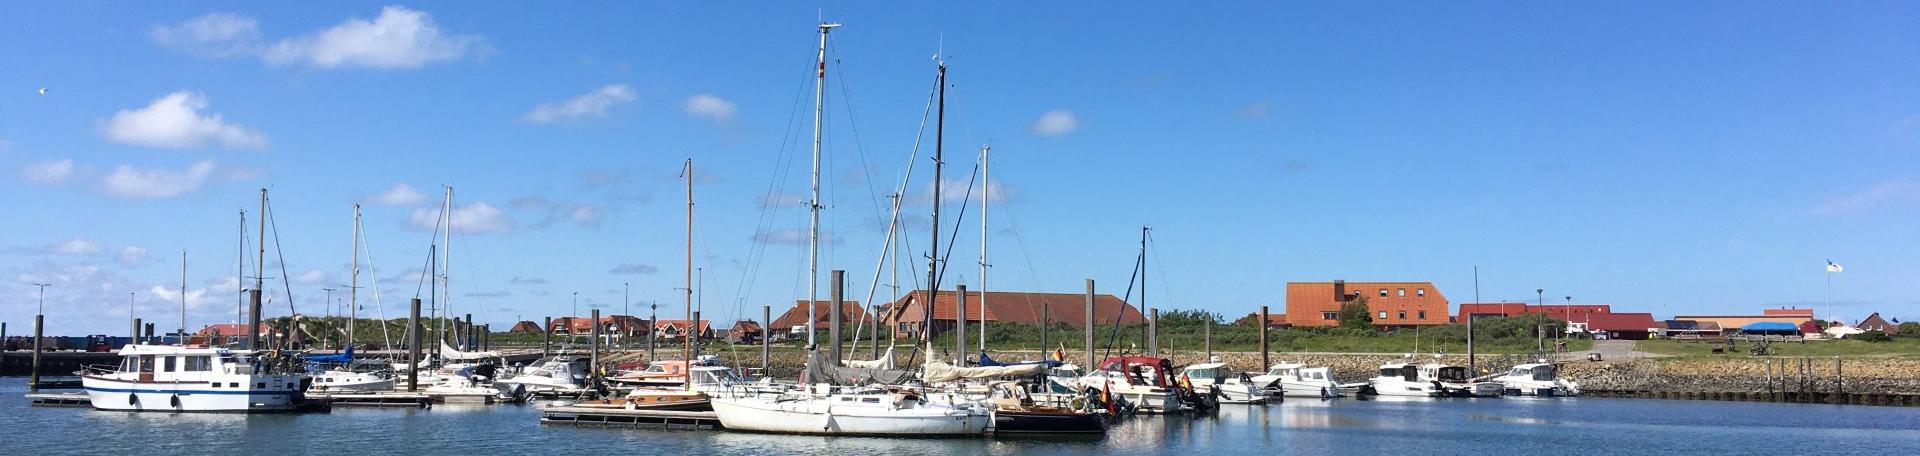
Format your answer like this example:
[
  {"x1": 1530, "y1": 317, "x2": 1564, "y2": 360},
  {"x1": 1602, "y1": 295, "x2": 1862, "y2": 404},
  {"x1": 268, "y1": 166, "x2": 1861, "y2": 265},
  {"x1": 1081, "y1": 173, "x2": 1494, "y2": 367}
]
[
  {"x1": 710, "y1": 388, "x2": 990, "y2": 436},
  {"x1": 1492, "y1": 363, "x2": 1580, "y2": 397},
  {"x1": 81, "y1": 344, "x2": 312, "y2": 412},
  {"x1": 1368, "y1": 361, "x2": 1503, "y2": 398},
  {"x1": 1251, "y1": 363, "x2": 1345, "y2": 398},
  {"x1": 310, "y1": 370, "x2": 394, "y2": 393},
  {"x1": 1179, "y1": 363, "x2": 1266, "y2": 404}
]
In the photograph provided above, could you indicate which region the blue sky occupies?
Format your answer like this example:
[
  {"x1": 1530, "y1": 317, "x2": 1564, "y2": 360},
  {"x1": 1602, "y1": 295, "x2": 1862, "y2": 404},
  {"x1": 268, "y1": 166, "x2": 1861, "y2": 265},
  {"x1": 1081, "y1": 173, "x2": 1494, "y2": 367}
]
[{"x1": 4, "y1": 2, "x2": 1919, "y2": 335}]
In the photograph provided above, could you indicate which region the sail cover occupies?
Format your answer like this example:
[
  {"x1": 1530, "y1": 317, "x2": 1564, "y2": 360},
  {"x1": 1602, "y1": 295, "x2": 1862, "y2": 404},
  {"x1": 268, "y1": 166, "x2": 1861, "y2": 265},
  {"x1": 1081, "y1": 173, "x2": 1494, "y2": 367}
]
[
  {"x1": 843, "y1": 346, "x2": 897, "y2": 369},
  {"x1": 977, "y1": 351, "x2": 1062, "y2": 368},
  {"x1": 804, "y1": 349, "x2": 916, "y2": 386},
  {"x1": 305, "y1": 346, "x2": 354, "y2": 364},
  {"x1": 921, "y1": 360, "x2": 1048, "y2": 383},
  {"x1": 440, "y1": 341, "x2": 502, "y2": 360}
]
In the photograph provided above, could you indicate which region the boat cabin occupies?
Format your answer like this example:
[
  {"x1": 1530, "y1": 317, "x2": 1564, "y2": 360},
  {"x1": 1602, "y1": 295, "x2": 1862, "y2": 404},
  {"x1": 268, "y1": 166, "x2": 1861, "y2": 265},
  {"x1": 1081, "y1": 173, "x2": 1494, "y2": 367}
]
[{"x1": 1507, "y1": 363, "x2": 1557, "y2": 381}]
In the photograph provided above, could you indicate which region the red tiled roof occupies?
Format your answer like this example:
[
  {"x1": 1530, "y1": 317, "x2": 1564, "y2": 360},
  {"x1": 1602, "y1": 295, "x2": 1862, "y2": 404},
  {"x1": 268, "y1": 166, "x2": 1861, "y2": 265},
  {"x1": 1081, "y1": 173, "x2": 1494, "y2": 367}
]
[
  {"x1": 1458, "y1": 303, "x2": 1612, "y2": 322},
  {"x1": 1584, "y1": 312, "x2": 1658, "y2": 332},
  {"x1": 655, "y1": 319, "x2": 712, "y2": 334},
  {"x1": 885, "y1": 290, "x2": 1144, "y2": 326},
  {"x1": 770, "y1": 300, "x2": 867, "y2": 330},
  {"x1": 195, "y1": 323, "x2": 274, "y2": 336},
  {"x1": 1765, "y1": 307, "x2": 1816, "y2": 317},
  {"x1": 508, "y1": 321, "x2": 541, "y2": 333},
  {"x1": 728, "y1": 320, "x2": 762, "y2": 335}
]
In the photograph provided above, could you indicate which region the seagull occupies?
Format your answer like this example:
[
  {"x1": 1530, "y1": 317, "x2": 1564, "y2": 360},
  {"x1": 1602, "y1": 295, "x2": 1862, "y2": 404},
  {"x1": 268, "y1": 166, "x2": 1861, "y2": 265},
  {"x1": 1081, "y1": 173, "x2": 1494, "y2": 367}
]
[{"x1": 37, "y1": 88, "x2": 47, "y2": 95}]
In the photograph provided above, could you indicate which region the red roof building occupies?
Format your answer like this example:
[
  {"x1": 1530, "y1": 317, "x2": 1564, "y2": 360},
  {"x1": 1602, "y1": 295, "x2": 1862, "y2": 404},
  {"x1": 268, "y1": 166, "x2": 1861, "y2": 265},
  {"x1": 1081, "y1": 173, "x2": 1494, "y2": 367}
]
[
  {"x1": 1857, "y1": 312, "x2": 1899, "y2": 334},
  {"x1": 726, "y1": 320, "x2": 763, "y2": 344},
  {"x1": 508, "y1": 321, "x2": 541, "y2": 333},
  {"x1": 1285, "y1": 281, "x2": 1448, "y2": 327},
  {"x1": 1583, "y1": 312, "x2": 1658, "y2": 340},
  {"x1": 1457, "y1": 303, "x2": 1612, "y2": 323},
  {"x1": 884, "y1": 290, "x2": 1144, "y2": 337},
  {"x1": 1764, "y1": 307, "x2": 1817, "y2": 317},
  {"x1": 771, "y1": 300, "x2": 868, "y2": 331},
  {"x1": 655, "y1": 320, "x2": 714, "y2": 339}
]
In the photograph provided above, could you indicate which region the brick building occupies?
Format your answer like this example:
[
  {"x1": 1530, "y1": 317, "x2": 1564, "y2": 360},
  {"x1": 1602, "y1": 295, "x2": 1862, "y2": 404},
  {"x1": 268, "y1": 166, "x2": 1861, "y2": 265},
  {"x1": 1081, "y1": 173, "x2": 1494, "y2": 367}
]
[{"x1": 1285, "y1": 280, "x2": 1448, "y2": 327}]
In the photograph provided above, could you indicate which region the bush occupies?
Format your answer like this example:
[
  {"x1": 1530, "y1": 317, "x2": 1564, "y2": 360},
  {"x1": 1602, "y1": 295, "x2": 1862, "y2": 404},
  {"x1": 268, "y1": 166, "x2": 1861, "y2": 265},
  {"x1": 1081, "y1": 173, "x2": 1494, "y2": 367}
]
[
  {"x1": 1856, "y1": 330, "x2": 1892, "y2": 343},
  {"x1": 1337, "y1": 297, "x2": 1372, "y2": 331},
  {"x1": 1899, "y1": 322, "x2": 1919, "y2": 336}
]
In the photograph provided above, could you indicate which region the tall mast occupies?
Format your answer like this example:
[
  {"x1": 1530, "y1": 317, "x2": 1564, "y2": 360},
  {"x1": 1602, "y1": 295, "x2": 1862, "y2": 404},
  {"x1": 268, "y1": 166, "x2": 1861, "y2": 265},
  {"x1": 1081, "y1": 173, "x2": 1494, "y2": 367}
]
[
  {"x1": 350, "y1": 204, "x2": 361, "y2": 349},
  {"x1": 180, "y1": 249, "x2": 187, "y2": 344},
  {"x1": 237, "y1": 210, "x2": 245, "y2": 327},
  {"x1": 978, "y1": 145, "x2": 989, "y2": 356},
  {"x1": 255, "y1": 189, "x2": 267, "y2": 348},
  {"x1": 924, "y1": 60, "x2": 945, "y2": 351},
  {"x1": 683, "y1": 158, "x2": 695, "y2": 390},
  {"x1": 807, "y1": 21, "x2": 840, "y2": 349},
  {"x1": 442, "y1": 187, "x2": 454, "y2": 348}
]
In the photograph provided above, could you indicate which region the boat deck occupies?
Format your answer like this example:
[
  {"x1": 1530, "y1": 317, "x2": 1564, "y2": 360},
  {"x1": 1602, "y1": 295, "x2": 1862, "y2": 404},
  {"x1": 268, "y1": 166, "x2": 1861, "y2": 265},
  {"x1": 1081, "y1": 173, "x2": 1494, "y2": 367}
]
[{"x1": 539, "y1": 405, "x2": 723, "y2": 430}]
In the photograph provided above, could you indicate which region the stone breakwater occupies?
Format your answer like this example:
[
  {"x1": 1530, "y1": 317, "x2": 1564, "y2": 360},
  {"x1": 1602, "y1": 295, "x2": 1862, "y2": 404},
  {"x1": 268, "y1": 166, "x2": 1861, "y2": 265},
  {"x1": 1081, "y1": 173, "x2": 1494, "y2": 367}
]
[{"x1": 584, "y1": 348, "x2": 1920, "y2": 395}]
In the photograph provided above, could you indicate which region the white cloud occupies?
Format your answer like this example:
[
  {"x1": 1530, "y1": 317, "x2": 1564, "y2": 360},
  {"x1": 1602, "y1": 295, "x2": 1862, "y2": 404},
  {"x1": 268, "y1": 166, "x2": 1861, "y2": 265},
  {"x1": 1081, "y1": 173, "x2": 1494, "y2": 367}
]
[
  {"x1": 917, "y1": 178, "x2": 1016, "y2": 205},
  {"x1": 46, "y1": 238, "x2": 101, "y2": 256},
  {"x1": 148, "y1": 284, "x2": 216, "y2": 311},
  {"x1": 22, "y1": 159, "x2": 75, "y2": 184},
  {"x1": 570, "y1": 205, "x2": 602, "y2": 226},
  {"x1": 683, "y1": 94, "x2": 736, "y2": 123},
  {"x1": 117, "y1": 246, "x2": 150, "y2": 267},
  {"x1": 1031, "y1": 109, "x2": 1079, "y2": 137},
  {"x1": 408, "y1": 202, "x2": 513, "y2": 234},
  {"x1": 367, "y1": 183, "x2": 429, "y2": 206},
  {"x1": 152, "y1": 12, "x2": 261, "y2": 57},
  {"x1": 521, "y1": 85, "x2": 636, "y2": 124},
  {"x1": 263, "y1": 6, "x2": 485, "y2": 69},
  {"x1": 608, "y1": 263, "x2": 658, "y2": 275},
  {"x1": 100, "y1": 160, "x2": 219, "y2": 199},
  {"x1": 291, "y1": 269, "x2": 328, "y2": 285},
  {"x1": 1809, "y1": 178, "x2": 1920, "y2": 215},
  {"x1": 101, "y1": 91, "x2": 267, "y2": 149}
]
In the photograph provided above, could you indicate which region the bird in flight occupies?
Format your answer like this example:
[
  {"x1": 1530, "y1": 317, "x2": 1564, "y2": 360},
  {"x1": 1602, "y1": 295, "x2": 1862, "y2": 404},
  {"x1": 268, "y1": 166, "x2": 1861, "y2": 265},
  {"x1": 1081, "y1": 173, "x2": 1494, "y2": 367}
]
[{"x1": 37, "y1": 88, "x2": 48, "y2": 95}]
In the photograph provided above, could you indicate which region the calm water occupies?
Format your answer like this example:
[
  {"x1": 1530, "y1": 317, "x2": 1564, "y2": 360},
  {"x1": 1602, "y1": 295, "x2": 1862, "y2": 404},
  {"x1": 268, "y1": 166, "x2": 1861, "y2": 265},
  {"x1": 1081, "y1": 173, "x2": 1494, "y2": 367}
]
[{"x1": 5, "y1": 377, "x2": 1919, "y2": 455}]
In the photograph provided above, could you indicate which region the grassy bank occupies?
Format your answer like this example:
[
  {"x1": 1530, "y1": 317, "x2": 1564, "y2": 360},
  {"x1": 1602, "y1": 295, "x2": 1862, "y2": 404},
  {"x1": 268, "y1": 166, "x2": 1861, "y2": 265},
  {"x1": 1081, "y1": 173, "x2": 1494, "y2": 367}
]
[{"x1": 1633, "y1": 338, "x2": 1920, "y2": 358}]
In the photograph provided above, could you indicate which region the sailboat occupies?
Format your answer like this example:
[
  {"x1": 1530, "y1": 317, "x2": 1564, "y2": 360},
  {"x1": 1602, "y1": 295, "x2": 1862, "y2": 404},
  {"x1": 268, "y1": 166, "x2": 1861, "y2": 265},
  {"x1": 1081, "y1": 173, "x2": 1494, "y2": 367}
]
[
  {"x1": 609, "y1": 158, "x2": 714, "y2": 411},
  {"x1": 310, "y1": 205, "x2": 395, "y2": 392},
  {"x1": 711, "y1": 22, "x2": 992, "y2": 436}
]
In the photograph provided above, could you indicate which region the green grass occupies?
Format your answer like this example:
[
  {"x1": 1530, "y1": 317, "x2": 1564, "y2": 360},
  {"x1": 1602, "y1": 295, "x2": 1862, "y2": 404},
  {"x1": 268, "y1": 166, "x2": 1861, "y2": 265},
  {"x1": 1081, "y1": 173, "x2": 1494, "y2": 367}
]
[{"x1": 1633, "y1": 338, "x2": 1920, "y2": 358}]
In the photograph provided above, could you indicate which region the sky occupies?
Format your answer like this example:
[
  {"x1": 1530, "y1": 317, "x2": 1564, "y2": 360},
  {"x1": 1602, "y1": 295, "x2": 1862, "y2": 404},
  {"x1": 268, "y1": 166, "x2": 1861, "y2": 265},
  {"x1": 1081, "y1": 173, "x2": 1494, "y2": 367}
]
[{"x1": 4, "y1": 1, "x2": 1919, "y2": 336}]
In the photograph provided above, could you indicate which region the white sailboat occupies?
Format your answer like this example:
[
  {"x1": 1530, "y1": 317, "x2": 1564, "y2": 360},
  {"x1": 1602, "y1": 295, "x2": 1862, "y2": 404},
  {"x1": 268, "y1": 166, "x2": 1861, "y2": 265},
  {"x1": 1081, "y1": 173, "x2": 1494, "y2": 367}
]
[
  {"x1": 310, "y1": 204, "x2": 394, "y2": 393},
  {"x1": 497, "y1": 354, "x2": 590, "y2": 396}
]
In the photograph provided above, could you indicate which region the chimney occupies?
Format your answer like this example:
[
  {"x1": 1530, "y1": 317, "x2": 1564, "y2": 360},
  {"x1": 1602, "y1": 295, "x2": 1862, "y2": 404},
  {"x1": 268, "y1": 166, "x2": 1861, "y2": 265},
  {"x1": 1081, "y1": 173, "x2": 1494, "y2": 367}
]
[{"x1": 1333, "y1": 280, "x2": 1347, "y2": 302}]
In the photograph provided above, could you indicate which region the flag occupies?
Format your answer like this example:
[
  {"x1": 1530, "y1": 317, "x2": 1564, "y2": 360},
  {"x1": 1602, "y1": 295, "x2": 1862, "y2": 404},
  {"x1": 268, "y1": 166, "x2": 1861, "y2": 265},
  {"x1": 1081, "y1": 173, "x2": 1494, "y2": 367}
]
[{"x1": 1827, "y1": 260, "x2": 1843, "y2": 273}]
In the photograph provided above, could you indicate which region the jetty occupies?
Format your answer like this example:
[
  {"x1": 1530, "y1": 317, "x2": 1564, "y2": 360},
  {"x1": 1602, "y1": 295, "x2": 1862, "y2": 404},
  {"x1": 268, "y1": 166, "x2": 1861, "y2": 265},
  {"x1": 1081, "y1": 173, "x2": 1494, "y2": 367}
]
[{"x1": 539, "y1": 406, "x2": 723, "y2": 430}]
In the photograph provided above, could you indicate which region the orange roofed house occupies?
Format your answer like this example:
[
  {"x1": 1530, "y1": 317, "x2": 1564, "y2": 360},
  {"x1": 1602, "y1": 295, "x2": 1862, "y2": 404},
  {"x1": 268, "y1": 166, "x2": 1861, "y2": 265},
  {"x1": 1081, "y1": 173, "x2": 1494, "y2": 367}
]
[
  {"x1": 1286, "y1": 280, "x2": 1448, "y2": 328},
  {"x1": 770, "y1": 300, "x2": 867, "y2": 340},
  {"x1": 883, "y1": 290, "x2": 1144, "y2": 338}
]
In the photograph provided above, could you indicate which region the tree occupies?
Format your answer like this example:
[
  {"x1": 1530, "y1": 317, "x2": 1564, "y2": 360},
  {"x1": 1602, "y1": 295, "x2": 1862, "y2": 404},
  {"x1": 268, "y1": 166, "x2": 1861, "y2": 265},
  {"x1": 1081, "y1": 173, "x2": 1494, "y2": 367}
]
[
  {"x1": 1899, "y1": 321, "x2": 1919, "y2": 336},
  {"x1": 1338, "y1": 297, "x2": 1373, "y2": 330}
]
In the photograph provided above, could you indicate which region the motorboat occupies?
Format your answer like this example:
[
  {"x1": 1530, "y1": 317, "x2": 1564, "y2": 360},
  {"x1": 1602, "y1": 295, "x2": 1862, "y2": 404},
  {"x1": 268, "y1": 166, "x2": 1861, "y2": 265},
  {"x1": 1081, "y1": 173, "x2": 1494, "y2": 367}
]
[
  {"x1": 1074, "y1": 356, "x2": 1200, "y2": 414},
  {"x1": 497, "y1": 354, "x2": 590, "y2": 397},
  {"x1": 1491, "y1": 362, "x2": 1580, "y2": 397},
  {"x1": 1250, "y1": 363, "x2": 1346, "y2": 398},
  {"x1": 1178, "y1": 363, "x2": 1267, "y2": 404},
  {"x1": 607, "y1": 356, "x2": 717, "y2": 388},
  {"x1": 1367, "y1": 361, "x2": 1503, "y2": 398},
  {"x1": 80, "y1": 344, "x2": 315, "y2": 412},
  {"x1": 309, "y1": 359, "x2": 394, "y2": 393},
  {"x1": 986, "y1": 381, "x2": 1106, "y2": 435}
]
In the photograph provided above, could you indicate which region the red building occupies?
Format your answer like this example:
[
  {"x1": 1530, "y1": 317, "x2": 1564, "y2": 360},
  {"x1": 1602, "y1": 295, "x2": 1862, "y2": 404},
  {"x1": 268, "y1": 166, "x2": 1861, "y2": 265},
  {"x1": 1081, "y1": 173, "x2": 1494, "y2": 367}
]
[
  {"x1": 1583, "y1": 313, "x2": 1658, "y2": 340},
  {"x1": 883, "y1": 290, "x2": 1143, "y2": 338},
  {"x1": 1457, "y1": 303, "x2": 1612, "y2": 323},
  {"x1": 770, "y1": 300, "x2": 868, "y2": 333},
  {"x1": 1285, "y1": 281, "x2": 1448, "y2": 327},
  {"x1": 1857, "y1": 312, "x2": 1899, "y2": 334},
  {"x1": 1764, "y1": 307, "x2": 1817, "y2": 318}
]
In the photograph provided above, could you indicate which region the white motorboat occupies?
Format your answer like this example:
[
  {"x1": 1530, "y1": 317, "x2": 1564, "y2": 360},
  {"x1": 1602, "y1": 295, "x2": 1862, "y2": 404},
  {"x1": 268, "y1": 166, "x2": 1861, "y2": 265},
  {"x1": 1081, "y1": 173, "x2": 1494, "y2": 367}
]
[
  {"x1": 310, "y1": 365, "x2": 393, "y2": 393},
  {"x1": 1251, "y1": 363, "x2": 1345, "y2": 398},
  {"x1": 1178, "y1": 363, "x2": 1266, "y2": 404},
  {"x1": 1074, "y1": 356, "x2": 1192, "y2": 414},
  {"x1": 711, "y1": 384, "x2": 991, "y2": 436},
  {"x1": 1367, "y1": 361, "x2": 1504, "y2": 398},
  {"x1": 1491, "y1": 362, "x2": 1580, "y2": 397},
  {"x1": 497, "y1": 355, "x2": 589, "y2": 396},
  {"x1": 81, "y1": 344, "x2": 314, "y2": 412}
]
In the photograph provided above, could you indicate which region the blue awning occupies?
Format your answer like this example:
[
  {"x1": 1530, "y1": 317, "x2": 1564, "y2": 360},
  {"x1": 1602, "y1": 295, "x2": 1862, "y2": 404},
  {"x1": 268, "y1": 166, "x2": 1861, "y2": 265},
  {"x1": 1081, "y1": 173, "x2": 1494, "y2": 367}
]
[{"x1": 1740, "y1": 322, "x2": 1800, "y2": 334}]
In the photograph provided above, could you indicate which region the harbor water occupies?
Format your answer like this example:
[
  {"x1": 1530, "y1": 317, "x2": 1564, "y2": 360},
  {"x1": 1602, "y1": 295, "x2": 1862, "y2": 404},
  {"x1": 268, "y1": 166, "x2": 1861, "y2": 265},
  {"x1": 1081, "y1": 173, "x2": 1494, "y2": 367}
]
[{"x1": 5, "y1": 378, "x2": 1917, "y2": 454}]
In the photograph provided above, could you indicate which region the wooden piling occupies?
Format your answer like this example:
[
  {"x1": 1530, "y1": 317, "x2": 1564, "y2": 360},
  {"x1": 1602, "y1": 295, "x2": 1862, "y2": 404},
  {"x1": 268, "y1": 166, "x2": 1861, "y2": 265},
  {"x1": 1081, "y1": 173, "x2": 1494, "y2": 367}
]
[
  {"x1": 1203, "y1": 313, "x2": 1212, "y2": 361},
  {"x1": 408, "y1": 297, "x2": 421, "y2": 392},
  {"x1": 1259, "y1": 305, "x2": 1270, "y2": 371},
  {"x1": 247, "y1": 289, "x2": 262, "y2": 350},
  {"x1": 131, "y1": 318, "x2": 141, "y2": 346},
  {"x1": 955, "y1": 284, "x2": 967, "y2": 365},
  {"x1": 590, "y1": 309, "x2": 601, "y2": 380},
  {"x1": 1147, "y1": 308, "x2": 1159, "y2": 356},
  {"x1": 30, "y1": 314, "x2": 44, "y2": 393},
  {"x1": 1083, "y1": 279, "x2": 1095, "y2": 371},
  {"x1": 830, "y1": 270, "x2": 844, "y2": 364},
  {"x1": 761, "y1": 305, "x2": 770, "y2": 376},
  {"x1": 542, "y1": 317, "x2": 552, "y2": 359}
]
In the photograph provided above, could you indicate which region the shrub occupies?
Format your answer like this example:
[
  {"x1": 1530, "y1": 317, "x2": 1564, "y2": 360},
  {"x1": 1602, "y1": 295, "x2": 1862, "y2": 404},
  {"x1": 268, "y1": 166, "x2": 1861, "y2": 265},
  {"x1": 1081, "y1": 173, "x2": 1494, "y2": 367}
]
[{"x1": 1855, "y1": 330, "x2": 1892, "y2": 343}]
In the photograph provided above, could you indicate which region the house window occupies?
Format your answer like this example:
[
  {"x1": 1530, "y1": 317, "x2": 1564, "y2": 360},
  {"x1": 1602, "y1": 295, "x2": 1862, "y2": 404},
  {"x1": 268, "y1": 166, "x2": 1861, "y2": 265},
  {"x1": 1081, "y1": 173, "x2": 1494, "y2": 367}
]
[
  {"x1": 1418, "y1": 311, "x2": 1427, "y2": 320},
  {"x1": 1398, "y1": 311, "x2": 1407, "y2": 320},
  {"x1": 1417, "y1": 289, "x2": 1425, "y2": 297},
  {"x1": 1321, "y1": 311, "x2": 1337, "y2": 320},
  {"x1": 1378, "y1": 311, "x2": 1388, "y2": 319},
  {"x1": 1378, "y1": 289, "x2": 1388, "y2": 297},
  {"x1": 1397, "y1": 288, "x2": 1406, "y2": 297}
]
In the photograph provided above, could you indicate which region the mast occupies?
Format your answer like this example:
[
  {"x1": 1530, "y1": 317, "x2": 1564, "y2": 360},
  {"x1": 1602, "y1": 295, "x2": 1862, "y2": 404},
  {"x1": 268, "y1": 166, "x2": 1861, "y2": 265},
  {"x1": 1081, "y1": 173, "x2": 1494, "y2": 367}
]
[
  {"x1": 978, "y1": 145, "x2": 989, "y2": 356},
  {"x1": 1141, "y1": 225, "x2": 1148, "y2": 352},
  {"x1": 924, "y1": 60, "x2": 946, "y2": 353},
  {"x1": 350, "y1": 204, "x2": 360, "y2": 349},
  {"x1": 180, "y1": 249, "x2": 187, "y2": 344},
  {"x1": 237, "y1": 210, "x2": 244, "y2": 328},
  {"x1": 807, "y1": 21, "x2": 840, "y2": 350},
  {"x1": 254, "y1": 189, "x2": 267, "y2": 350},
  {"x1": 683, "y1": 158, "x2": 694, "y2": 391},
  {"x1": 442, "y1": 187, "x2": 454, "y2": 348}
]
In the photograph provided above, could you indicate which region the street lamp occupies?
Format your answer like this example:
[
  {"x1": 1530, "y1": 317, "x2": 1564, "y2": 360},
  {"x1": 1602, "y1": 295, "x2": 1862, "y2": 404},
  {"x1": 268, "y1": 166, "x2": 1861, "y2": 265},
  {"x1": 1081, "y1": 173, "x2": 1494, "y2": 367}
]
[{"x1": 33, "y1": 283, "x2": 51, "y2": 314}]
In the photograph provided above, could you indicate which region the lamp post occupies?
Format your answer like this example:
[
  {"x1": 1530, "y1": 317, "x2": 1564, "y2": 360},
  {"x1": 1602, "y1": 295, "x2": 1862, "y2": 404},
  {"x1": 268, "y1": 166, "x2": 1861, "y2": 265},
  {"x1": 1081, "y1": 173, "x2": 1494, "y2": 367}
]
[{"x1": 1564, "y1": 295, "x2": 1573, "y2": 337}]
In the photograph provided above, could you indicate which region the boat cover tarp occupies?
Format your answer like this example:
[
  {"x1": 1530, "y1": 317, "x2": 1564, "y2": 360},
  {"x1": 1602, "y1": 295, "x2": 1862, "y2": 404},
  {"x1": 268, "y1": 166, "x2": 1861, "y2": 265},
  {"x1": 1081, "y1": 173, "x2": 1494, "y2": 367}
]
[
  {"x1": 804, "y1": 349, "x2": 916, "y2": 386},
  {"x1": 921, "y1": 361, "x2": 1048, "y2": 383},
  {"x1": 440, "y1": 341, "x2": 502, "y2": 360},
  {"x1": 1740, "y1": 322, "x2": 1801, "y2": 334},
  {"x1": 306, "y1": 346, "x2": 354, "y2": 364},
  {"x1": 842, "y1": 346, "x2": 896, "y2": 369},
  {"x1": 977, "y1": 352, "x2": 1062, "y2": 368}
]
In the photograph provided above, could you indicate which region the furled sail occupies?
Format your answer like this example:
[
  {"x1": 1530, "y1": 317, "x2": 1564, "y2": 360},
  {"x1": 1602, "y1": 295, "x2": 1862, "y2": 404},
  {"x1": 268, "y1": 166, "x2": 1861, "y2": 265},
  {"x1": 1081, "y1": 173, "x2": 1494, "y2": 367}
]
[
  {"x1": 920, "y1": 360, "x2": 1047, "y2": 383},
  {"x1": 440, "y1": 341, "x2": 501, "y2": 361}
]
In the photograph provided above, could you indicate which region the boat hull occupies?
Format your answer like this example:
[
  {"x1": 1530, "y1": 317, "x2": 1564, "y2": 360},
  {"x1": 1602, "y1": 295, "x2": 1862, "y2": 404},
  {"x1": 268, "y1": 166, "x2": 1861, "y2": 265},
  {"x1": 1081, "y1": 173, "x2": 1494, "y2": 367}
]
[
  {"x1": 711, "y1": 396, "x2": 989, "y2": 436},
  {"x1": 991, "y1": 410, "x2": 1107, "y2": 435},
  {"x1": 83, "y1": 375, "x2": 307, "y2": 412}
]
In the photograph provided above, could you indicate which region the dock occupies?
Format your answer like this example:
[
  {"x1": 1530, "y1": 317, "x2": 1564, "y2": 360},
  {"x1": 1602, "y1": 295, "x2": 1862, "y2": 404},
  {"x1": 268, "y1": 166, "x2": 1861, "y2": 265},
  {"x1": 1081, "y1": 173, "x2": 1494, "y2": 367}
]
[
  {"x1": 26, "y1": 392, "x2": 91, "y2": 407},
  {"x1": 307, "y1": 391, "x2": 433, "y2": 408},
  {"x1": 539, "y1": 405, "x2": 723, "y2": 430}
]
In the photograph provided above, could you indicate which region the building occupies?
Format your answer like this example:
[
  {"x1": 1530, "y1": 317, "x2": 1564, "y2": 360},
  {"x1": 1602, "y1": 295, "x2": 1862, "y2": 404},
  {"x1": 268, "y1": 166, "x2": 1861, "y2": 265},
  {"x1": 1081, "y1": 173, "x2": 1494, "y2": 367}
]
[
  {"x1": 598, "y1": 315, "x2": 649, "y2": 337},
  {"x1": 192, "y1": 323, "x2": 278, "y2": 346},
  {"x1": 1232, "y1": 312, "x2": 1289, "y2": 328},
  {"x1": 882, "y1": 290, "x2": 1144, "y2": 338},
  {"x1": 508, "y1": 321, "x2": 541, "y2": 334},
  {"x1": 770, "y1": 300, "x2": 868, "y2": 334},
  {"x1": 1657, "y1": 320, "x2": 1723, "y2": 339},
  {"x1": 1672, "y1": 314, "x2": 1814, "y2": 333},
  {"x1": 1456, "y1": 303, "x2": 1612, "y2": 322},
  {"x1": 1285, "y1": 280, "x2": 1447, "y2": 328},
  {"x1": 1857, "y1": 312, "x2": 1899, "y2": 334},
  {"x1": 726, "y1": 321, "x2": 763, "y2": 344},
  {"x1": 655, "y1": 320, "x2": 714, "y2": 340},
  {"x1": 1764, "y1": 307, "x2": 1817, "y2": 318},
  {"x1": 1582, "y1": 312, "x2": 1658, "y2": 340}
]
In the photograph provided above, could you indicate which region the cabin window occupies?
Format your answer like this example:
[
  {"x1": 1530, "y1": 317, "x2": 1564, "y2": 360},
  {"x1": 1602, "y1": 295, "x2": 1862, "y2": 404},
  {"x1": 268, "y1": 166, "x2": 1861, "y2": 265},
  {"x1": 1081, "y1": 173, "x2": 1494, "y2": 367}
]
[
  {"x1": 1321, "y1": 311, "x2": 1337, "y2": 320},
  {"x1": 862, "y1": 397, "x2": 880, "y2": 403},
  {"x1": 184, "y1": 356, "x2": 212, "y2": 372},
  {"x1": 230, "y1": 382, "x2": 239, "y2": 388},
  {"x1": 1378, "y1": 289, "x2": 1388, "y2": 297},
  {"x1": 1397, "y1": 288, "x2": 1406, "y2": 297},
  {"x1": 163, "y1": 356, "x2": 178, "y2": 372}
]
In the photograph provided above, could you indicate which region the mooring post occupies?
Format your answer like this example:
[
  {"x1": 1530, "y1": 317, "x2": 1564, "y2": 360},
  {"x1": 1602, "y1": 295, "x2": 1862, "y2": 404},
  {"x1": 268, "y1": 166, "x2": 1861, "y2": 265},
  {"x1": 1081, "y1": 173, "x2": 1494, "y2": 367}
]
[
  {"x1": 30, "y1": 314, "x2": 44, "y2": 393},
  {"x1": 1765, "y1": 358, "x2": 1774, "y2": 395},
  {"x1": 131, "y1": 318, "x2": 141, "y2": 347},
  {"x1": 464, "y1": 313, "x2": 474, "y2": 349},
  {"x1": 1084, "y1": 279, "x2": 1095, "y2": 371},
  {"x1": 1259, "y1": 305, "x2": 1271, "y2": 371},
  {"x1": 1040, "y1": 304, "x2": 1050, "y2": 357},
  {"x1": 1148, "y1": 308, "x2": 1159, "y2": 356},
  {"x1": 408, "y1": 297, "x2": 421, "y2": 392},
  {"x1": 247, "y1": 289, "x2": 262, "y2": 351},
  {"x1": 830, "y1": 270, "x2": 844, "y2": 364},
  {"x1": 761, "y1": 305, "x2": 771, "y2": 376},
  {"x1": 1835, "y1": 356, "x2": 1844, "y2": 397},
  {"x1": 590, "y1": 309, "x2": 601, "y2": 380},
  {"x1": 145, "y1": 323, "x2": 155, "y2": 345},
  {"x1": 1204, "y1": 313, "x2": 1213, "y2": 360},
  {"x1": 956, "y1": 284, "x2": 968, "y2": 365},
  {"x1": 542, "y1": 317, "x2": 552, "y2": 359}
]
